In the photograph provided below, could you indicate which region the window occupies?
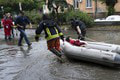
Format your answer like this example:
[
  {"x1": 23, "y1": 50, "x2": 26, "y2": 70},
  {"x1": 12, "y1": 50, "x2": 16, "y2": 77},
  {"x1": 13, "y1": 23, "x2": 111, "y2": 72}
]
[
  {"x1": 86, "y1": 0, "x2": 92, "y2": 8},
  {"x1": 73, "y1": 0, "x2": 79, "y2": 9}
]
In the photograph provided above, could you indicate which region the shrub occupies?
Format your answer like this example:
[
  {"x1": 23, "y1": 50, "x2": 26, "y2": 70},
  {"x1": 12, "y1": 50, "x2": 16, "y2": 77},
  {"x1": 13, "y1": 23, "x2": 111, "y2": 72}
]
[
  {"x1": 24, "y1": 9, "x2": 94, "y2": 28},
  {"x1": 57, "y1": 13, "x2": 67, "y2": 25},
  {"x1": 24, "y1": 10, "x2": 42, "y2": 24}
]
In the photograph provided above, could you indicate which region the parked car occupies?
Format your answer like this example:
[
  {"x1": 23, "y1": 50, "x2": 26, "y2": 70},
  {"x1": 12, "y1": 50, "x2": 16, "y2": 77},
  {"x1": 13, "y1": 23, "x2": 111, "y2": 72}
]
[{"x1": 94, "y1": 15, "x2": 120, "y2": 22}]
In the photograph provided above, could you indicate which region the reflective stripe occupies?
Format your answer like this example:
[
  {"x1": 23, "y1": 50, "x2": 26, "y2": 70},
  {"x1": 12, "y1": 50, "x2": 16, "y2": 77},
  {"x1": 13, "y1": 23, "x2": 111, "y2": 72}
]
[
  {"x1": 54, "y1": 27, "x2": 63, "y2": 36},
  {"x1": 46, "y1": 27, "x2": 51, "y2": 36},
  {"x1": 59, "y1": 32, "x2": 63, "y2": 36},
  {"x1": 46, "y1": 34, "x2": 59, "y2": 41},
  {"x1": 45, "y1": 27, "x2": 62, "y2": 41},
  {"x1": 54, "y1": 27, "x2": 58, "y2": 34}
]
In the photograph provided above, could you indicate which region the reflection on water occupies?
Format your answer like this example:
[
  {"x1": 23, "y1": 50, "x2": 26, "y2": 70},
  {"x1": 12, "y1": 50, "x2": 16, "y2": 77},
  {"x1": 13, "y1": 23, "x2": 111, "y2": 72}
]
[{"x1": 19, "y1": 46, "x2": 32, "y2": 58}]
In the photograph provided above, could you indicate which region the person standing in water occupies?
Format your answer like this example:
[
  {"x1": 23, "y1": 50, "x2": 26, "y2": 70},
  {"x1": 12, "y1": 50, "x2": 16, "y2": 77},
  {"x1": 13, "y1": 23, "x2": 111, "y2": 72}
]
[
  {"x1": 35, "y1": 14, "x2": 64, "y2": 60},
  {"x1": 15, "y1": 11, "x2": 32, "y2": 46}
]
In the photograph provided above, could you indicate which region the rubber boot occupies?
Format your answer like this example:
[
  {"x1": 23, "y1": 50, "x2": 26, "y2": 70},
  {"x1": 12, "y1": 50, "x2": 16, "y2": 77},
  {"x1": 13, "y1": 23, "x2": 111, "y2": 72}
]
[
  {"x1": 8, "y1": 36, "x2": 12, "y2": 41},
  {"x1": 5, "y1": 36, "x2": 7, "y2": 41},
  {"x1": 58, "y1": 50, "x2": 64, "y2": 55},
  {"x1": 50, "y1": 48, "x2": 62, "y2": 58},
  {"x1": 50, "y1": 48, "x2": 65, "y2": 63}
]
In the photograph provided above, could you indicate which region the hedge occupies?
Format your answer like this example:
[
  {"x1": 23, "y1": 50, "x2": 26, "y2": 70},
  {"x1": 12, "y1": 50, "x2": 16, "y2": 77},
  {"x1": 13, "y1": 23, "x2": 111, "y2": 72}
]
[{"x1": 24, "y1": 10, "x2": 94, "y2": 28}]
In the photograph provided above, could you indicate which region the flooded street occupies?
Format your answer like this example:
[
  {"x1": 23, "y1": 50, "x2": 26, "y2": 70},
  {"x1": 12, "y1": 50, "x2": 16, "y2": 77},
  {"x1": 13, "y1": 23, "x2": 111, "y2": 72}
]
[{"x1": 1, "y1": 28, "x2": 120, "y2": 80}]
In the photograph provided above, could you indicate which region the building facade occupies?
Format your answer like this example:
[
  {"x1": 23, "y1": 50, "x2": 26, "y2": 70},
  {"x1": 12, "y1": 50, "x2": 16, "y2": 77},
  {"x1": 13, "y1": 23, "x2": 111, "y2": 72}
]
[
  {"x1": 66, "y1": 0, "x2": 120, "y2": 17},
  {"x1": 43, "y1": 0, "x2": 120, "y2": 18}
]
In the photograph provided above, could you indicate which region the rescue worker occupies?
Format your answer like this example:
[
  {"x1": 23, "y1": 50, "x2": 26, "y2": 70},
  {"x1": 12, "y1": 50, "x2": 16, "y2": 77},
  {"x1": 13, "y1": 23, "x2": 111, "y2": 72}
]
[
  {"x1": 35, "y1": 14, "x2": 64, "y2": 59},
  {"x1": 66, "y1": 36, "x2": 86, "y2": 46},
  {"x1": 15, "y1": 11, "x2": 32, "y2": 46},
  {"x1": 71, "y1": 18, "x2": 86, "y2": 40},
  {"x1": 3, "y1": 13, "x2": 13, "y2": 40}
]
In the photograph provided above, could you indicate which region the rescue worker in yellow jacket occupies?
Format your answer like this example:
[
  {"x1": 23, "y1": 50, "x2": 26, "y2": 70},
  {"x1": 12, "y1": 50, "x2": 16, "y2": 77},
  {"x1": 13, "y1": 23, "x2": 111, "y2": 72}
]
[{"x1": 35, "y1": 15, "x2": 64, "y2": 58}]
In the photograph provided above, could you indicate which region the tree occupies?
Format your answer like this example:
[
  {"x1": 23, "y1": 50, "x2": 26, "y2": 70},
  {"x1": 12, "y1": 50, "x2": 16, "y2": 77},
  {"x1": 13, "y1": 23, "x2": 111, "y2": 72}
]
[
  {"x1": 99, "y1": 0, "x2": 118, "y2": 16},
  {"x1": 0, "y1": 0, "x2": 44, "y2": 13},
  {"x1": 0, "y1": 0, "x2": 33, "y2": 5},
  {"x1": 47, "y1": 0, "x2": 68, "y2": 23},
  {"x1": 47, "y1": 0, "x2": 68, "y2": 13}
]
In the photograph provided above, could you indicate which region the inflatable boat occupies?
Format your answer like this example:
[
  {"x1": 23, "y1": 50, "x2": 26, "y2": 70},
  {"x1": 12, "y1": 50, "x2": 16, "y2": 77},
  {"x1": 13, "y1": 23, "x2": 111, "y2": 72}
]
[
  {"x1": 61, "y1": 41, "x2": 120, "y2": 67},
  {"x1": 80, "y1": 40, "x2": 120, "y2": 54}
]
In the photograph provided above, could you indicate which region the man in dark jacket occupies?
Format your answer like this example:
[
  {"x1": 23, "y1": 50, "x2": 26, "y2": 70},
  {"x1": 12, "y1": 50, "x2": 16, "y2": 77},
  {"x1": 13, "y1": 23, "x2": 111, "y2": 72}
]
[
  {"x1": 15, "y1": 11, "x2": 32, "y2": 46},
  {"x1": 35, "y1": 14, "x2": 64, "y2": 59},
  {"x1": 71, "y1": 19, "x2": 86, "y2": 40}
]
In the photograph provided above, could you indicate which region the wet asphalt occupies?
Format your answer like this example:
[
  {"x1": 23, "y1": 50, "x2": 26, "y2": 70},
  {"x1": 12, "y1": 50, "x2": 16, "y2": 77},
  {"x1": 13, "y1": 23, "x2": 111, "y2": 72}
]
[{"x1": 0, "y1": 28, "x2": 120, "y2": 80}]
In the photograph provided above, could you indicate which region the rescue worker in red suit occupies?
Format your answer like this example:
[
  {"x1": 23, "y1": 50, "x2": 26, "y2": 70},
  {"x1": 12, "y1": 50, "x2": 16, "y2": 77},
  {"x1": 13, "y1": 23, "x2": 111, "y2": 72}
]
[
  {"x1": 66, "y1": 36, "x2": 86, "y2": 46},
  {"x1": 7, "y1": 13, "x2": 14, "y2": 38},
  {"x1": 3, "y1": 13, "x2": 13, "y2": 40}
]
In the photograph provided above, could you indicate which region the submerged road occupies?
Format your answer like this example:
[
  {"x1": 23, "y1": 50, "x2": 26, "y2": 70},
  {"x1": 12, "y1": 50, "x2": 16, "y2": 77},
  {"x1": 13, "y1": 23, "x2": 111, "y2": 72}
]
[{"x1": 0, "y1": 28, "x2": 120, "y2": 80}]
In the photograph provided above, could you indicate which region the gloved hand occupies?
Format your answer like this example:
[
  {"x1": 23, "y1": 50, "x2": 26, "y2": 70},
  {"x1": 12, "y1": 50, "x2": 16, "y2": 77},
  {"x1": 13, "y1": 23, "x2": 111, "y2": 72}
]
[
  {"x1": 60, "y1": 35, "x2": 64, "y2": 41},
  {"x1": 78, "y1": 34, "x2": 83, "y2": 40},
  {"x1": 35, "y1": 35, "x2": 39, "y2": 42}
]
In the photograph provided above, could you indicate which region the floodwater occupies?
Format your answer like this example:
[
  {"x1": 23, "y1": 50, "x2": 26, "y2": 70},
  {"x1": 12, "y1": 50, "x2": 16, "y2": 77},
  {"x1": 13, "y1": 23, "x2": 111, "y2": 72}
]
[{"x1": 1, "y1": 28, "x2": 120, "y2": 80}]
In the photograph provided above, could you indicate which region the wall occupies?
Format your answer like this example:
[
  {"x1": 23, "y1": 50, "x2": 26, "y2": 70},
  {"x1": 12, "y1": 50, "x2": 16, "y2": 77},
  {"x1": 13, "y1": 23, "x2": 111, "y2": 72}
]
[
  {"x1": 79, "y1": 0, "x2": 95, "y2": 13},
  {"x1": 115, "y1": 0, "x2": 120, "y2": 12},
  {"x1": 66, "y1": 0, "x2": 120, "y2": 13}
]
